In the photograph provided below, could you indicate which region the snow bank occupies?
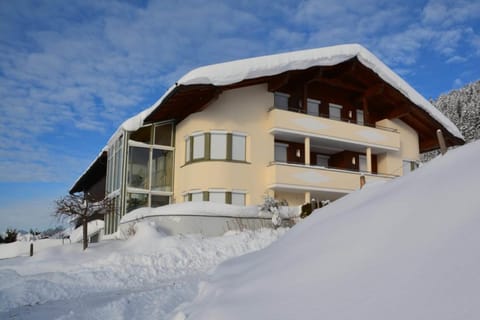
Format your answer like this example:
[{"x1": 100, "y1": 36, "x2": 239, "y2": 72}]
[
  {"x1": 180, "y1": 140, "x2": 480, "y2": 320},
  {"x1": 0, "y1": 239, "x2": 63, "y2": 260},
  {"x1": 0, "y1": 227, "x2": 287, "y2": 318},
  {"x1": 120, "y1": 202, "x2": 298, "y2": 224}
]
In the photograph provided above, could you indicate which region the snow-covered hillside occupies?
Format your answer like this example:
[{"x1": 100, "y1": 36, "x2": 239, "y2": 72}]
[
  {"x1": 0, "y1": 225, "x2": 286, "y2": 319},
  {"x1": 179, "y1": 140, "x2": 480, "y2": 320}
]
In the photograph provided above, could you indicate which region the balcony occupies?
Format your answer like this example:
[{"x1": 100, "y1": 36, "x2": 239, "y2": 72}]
[
  {"x1": 267, "y1": 161, "x2": 396, "y2": 195},
  {"x1": 268, "y1": 108, "x2": 400, "y2": 152}
]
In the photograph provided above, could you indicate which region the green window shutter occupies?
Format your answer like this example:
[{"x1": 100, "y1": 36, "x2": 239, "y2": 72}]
[
  {"x1": 226, "y1": 192, "x2": 232, "y2": 204},
  {"x1": 203, "y1": 191, "x2": 209, "y2": 201},
  {"x1": 226, "y1": 133, "x2": 233, "y2": 161},
  {"x1": 204, "y1": 133, "x2": 211, "y2": 160},
  {"x1": 188, "y1": 193, "x2": 192, "y2": 202},
  {"x1": 189, "y1": 136, "x2": 194, "y2": 162}
]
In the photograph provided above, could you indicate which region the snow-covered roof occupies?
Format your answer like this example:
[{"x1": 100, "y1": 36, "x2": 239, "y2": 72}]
[
  {"x1": 75, "y1": 44, "x2": 464, "y2": 186},
  {"x1": 117, "y1": 43, "x2": 462, "y2": 140}
]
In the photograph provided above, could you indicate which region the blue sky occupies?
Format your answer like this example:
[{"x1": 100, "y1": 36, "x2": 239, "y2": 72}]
[{"x1": 1, "y1": 0, "x2": 479, "y2": 232}]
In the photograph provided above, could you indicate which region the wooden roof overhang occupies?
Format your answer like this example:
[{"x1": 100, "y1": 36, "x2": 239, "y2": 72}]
[
  {"x1": 144, "y1": 58, "x2": 463, "y2": 153},
  {"x1": 69, "y1": 151, "x2": 107, "y2": 194}
]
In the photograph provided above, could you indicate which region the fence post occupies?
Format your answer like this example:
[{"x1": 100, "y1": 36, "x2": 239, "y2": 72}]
[
  {"x1": 360, "y1": 175, "x2": 366, "y2": 189},
  {"x1": 30, "y1": 243, "x2": 34, "y2": 257},
  {"x1": 436, "y1": 129, "x2": 447, "y2": 155}
]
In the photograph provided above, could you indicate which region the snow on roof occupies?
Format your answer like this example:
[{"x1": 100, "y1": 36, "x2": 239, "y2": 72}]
[
  {"x1": 177, "y1": 44, "x2": 462, "y2": 139},
  {"x1": 116, "y1": 44, "x2": 462, "y2": 140}
]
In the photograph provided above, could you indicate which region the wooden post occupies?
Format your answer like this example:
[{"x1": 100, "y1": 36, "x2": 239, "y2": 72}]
[
  {"x1": 304, "y1": 137, "x2": 310, "y2": 165},
  {"x1": 436, "y1": 129, "x2": 447, "y2": 155},
  {"x1": 360, "y1": 175, "x2": 366, "y2": 189},
  {"x1": 30, "y1": 243, "x2": 34, "y2": 257}
]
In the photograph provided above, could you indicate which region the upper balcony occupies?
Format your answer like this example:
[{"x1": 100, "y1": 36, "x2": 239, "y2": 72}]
[{"x1": 268, "y1": 108, "x2": 400, "y2": 152}]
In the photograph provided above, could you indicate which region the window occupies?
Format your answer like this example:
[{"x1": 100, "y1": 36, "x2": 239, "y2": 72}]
[
  {"x1": 275, "y1": 143, "x2": 288, "y2": 162},
  {"x1": 307, "y1": 99, "x2": 320, "y2": 116},
  {"x1": 185, "y1": 137, "x2": 191, "y2": 162},
  {"x1": 185, "y1": 131, "x2": 247, "y2": 163},
  {"x1": 231, "y1": 192, "x2": 246, "y2": 206},
  {"x1": 193, "y1": 134, "x2": 205, "y2": 160},
  {"x1": 151, "y1": 195, "x2": 170, "y2": 207},
  {"x1": 329, "y1": 103, "x2": 343, "y2": 121},
  {"x1": 211, "y1": 132, "x2": 227, "y2": 160},
  {"x1": 209, "y1": 191, "x2": 226, "y2": 203},
  {"x1": 191, "y1": 192, "x2": 203, "y2": 202},
  {"x1": 274, "y1": 92, "x2": 289, "y2": 110},
  {"x1": 356, "y1": 109, "x2": 364, "y2": 126},
  {"x1": 232, "y1": 134, "x2": 246, "y2": 161},
  {"x1": 316, "y1": 155, "x2": 329, "y2": 167},
  {"x1": 127, "y1": 146, "x2": 150, "y2": 189},
  {"x1": 130, "y1": 126, "x2": 152, "y2": 144},
  {"x1": 154, "y1": 123, "x2": 173, "y2": 146},
  {"x1": 151, "y1": 149, "x2": 173, "y2": 192},
  {"x1": 359, "y1": 155, "x2": 367, "y2": 172},
  {"x1": 126, "y1": 193, "x2": 148, "y2": 213}
]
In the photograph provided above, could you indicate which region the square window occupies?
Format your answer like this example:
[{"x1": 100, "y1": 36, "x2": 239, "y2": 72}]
[
  {"x1": 211, "y1": 133, "x2": 227, "y2": 160},
  {"x1": 193, "y1": 134, "x2": 205, "y2": 160},
  {"x1": 232, "y1": 134, "x2": 246, "y2": 161}
]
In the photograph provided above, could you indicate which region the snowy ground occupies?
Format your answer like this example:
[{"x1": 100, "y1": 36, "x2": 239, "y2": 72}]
[
  {"x1": 0, "y1": 224, "x2": 287, "y2": 319},
  {"x1": 180, "y1": 140, "x2": 480, "y2": 320}
]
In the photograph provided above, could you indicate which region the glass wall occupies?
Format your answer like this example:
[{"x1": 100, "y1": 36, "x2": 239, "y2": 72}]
[
  {"x1": 151, "y1": 149, "x2": 173, "y2": 192},
  {"x1": 127, "y1": 146, "x2": 150, "y2": 189}
]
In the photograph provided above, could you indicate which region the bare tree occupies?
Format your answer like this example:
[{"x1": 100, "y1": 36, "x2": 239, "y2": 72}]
[{"x1": 54, "y1": 192, "x2": 112, "y2": 250}]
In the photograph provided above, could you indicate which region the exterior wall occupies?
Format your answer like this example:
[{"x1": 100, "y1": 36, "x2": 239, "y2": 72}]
[
  {"x1": 174, "y1": 84, "x2": 274, "y2": 205},
  {"x1": 376, "y1": 119, "x2": 420, "y2": 176}
]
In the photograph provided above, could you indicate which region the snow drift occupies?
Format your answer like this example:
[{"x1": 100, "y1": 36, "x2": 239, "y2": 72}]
[{"x1": 180, "y1": 140, "x2": 480, "y2": 320}]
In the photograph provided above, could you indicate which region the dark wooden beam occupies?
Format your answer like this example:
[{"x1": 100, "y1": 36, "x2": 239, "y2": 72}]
[
  {"x1": 316, "y1": 78, "x2": 364, "y2": 93},
  {"x1": 384, "y1": 104, "x2": 412, "y2": 119},
  {"x1": 363, "y1": 83, "x2": 385, "y2": 99},
  {"x1": 268, "y1": 73, "x2": 290, "y2": 92}
]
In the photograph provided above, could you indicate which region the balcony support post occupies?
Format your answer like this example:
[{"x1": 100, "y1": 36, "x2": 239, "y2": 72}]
[
  {"x1": 305, "y1": 191, "x2": 311, "y2": 204},
  {"x1": 304, "y1": 137, "x2": 311, "y2": 165},
  {"x1": 366, "y1": 147, "x2": 372, "y2": 173}
]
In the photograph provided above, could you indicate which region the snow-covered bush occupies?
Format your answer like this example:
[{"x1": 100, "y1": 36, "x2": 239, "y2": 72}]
[{"x1": 259, "y1": 195, "x2": 288, "y2": 228}]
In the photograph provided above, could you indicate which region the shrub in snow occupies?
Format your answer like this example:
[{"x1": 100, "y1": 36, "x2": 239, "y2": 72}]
[
  {"x1": 300, "y1": 200, "x2": 330, "y2": 219},
  {"x1": 259, "y1": 195, "x2": 288, "y2": 228},
  {"x1": 3, "y1": 228, "x2": 18, "y2": 243}
]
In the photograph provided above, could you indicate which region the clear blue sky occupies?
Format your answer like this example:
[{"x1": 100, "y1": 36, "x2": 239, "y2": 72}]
[{"x1": 1, "y1": 0, "x2": 479, "y2": 232}]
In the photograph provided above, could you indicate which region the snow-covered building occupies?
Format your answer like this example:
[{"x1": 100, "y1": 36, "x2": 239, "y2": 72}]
[{"x1": 70, "y1": 44, "x2": 464, "y2": 235}]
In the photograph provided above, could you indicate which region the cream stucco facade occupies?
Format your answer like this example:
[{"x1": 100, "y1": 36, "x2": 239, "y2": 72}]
[{"x1": 173, "y1": 84, "x2": 420, "y2": 207}]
